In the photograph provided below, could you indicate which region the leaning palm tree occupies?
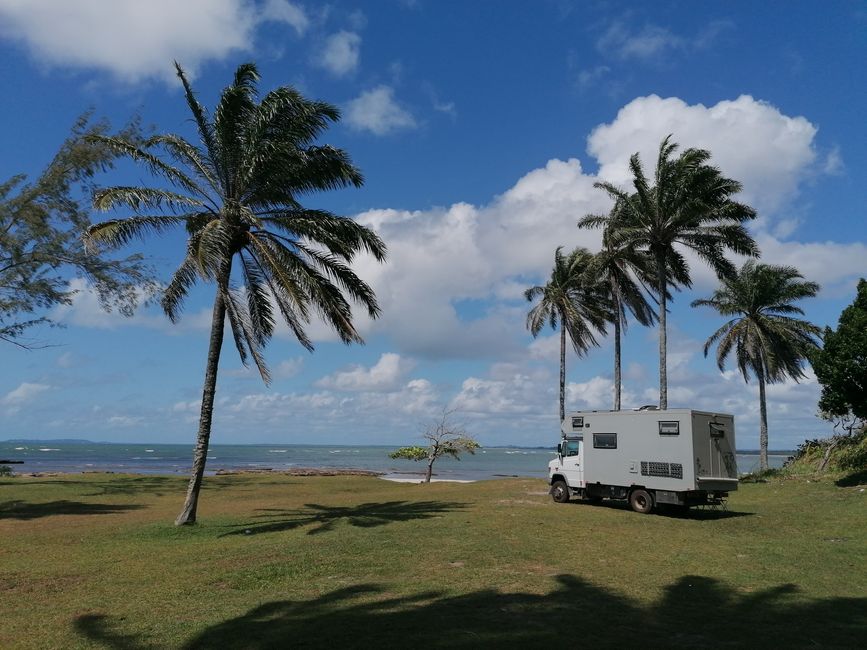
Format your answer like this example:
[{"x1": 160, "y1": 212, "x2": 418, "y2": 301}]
[
  {"x1": 584, "y1": 205, "x2": 658, "y2": 410},
  {"x1": 84, "y1": 62, "x2": 386, "y2": 525},
  {"x1": 691, "y1": 262, "x2": 820, "y2": 471},
  {"x1": 525, "y1": 247, "x2": 611, "y2": 422},
  {"x1": 581, "y1": 135, "x2": 759, "y2": 409}
]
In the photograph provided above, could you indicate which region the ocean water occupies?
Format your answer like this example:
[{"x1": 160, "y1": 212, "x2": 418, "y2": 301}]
[{"x1": 0, "y1": 441, "x2": 790, "y2": 481}]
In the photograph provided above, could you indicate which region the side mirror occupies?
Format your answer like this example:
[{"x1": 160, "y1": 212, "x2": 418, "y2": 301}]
[{"x1": 557, "y1": 443, "x2": 563, "y2": 456}]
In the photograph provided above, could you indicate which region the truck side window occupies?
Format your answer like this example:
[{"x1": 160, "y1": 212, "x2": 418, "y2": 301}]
[
  {"x1": 564, "y1": 440, "x2": 580, "y2": 457},
  {"x1": 593, "y1": 433, "x2": 617, "y2": 449}
]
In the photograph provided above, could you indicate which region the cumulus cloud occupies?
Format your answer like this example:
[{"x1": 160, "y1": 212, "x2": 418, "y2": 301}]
[
  {"x1": 588, "y1": 94, "x2": 818, "y2": 215},
  {"x1": 0, "y1": 0, "x2": 309, "y2": 82},
  {"x1": 316, "y1": 353, "x2": 415, "y2": 392},
  {"x1": 315, "y1": 30, "x2": 361, "y2": 76},
  {"x1": 339, "y1": 94, "x2": 867, "y2": 367},
  {"x1": 345, "y1": 86, "x2": 417, "y2": 135}
]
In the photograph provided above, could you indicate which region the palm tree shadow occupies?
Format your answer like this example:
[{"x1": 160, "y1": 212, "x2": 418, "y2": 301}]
[
  {"x1": 220, "y1": 500, "x2": 468, "y2": 537},
  {"x1": 74, "y1": 614, "x2": 154, "y2": 650},
  {"x1": 0, "y1": 500, "x2": 143, "y2": 520},
  {"x1": 73, "y1": 574, "x2": 867, "y2": 648}
]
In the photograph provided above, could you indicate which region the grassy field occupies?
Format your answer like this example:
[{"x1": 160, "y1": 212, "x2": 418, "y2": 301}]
[{"x1": 1, "y1": 473, "x2": 865, "y2": 649}]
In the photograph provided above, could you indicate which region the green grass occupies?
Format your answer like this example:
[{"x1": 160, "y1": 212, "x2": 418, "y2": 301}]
[{"x1": 1, "y1": 473, "x2": 865, "y2": 649}]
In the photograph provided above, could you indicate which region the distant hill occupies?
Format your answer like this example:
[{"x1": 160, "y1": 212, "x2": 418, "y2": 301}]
[{"x1": 3, "y1": 439, "x2": 95, "y2": 444}]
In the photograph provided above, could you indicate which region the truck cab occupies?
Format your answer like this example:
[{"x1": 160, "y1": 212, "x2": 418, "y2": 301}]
[{"x1": 548, "y1": 437, "x2": 583, "y2": 503}]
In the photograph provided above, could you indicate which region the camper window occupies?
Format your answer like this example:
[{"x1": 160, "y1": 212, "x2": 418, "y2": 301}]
[
  {"x1": 710, "y1": 423, "x2": 725, "y2": 438},
  {"x1": 593, "y1": 433, "x2": 617, "y2": 449},
  {"x1": 658, "y1": 421, "x2": 679, "y2": 436}
]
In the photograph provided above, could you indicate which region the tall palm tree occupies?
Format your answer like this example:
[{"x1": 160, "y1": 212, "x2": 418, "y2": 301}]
[
  {"x1": 84, "y1": 62, "x2": 386, "y2": 525},
  {"x1": 587, "y1": 233, "x2": 658, "y2": 410},
  {"x1": 583, "y1": 135, "x2": 758, "y2": 409},
  {"x1": 525, "y1": 247, "x2": 611, "y2": 422},
  {"x1": 692, "y1": 262, "x2": 820, "y2": 471}
]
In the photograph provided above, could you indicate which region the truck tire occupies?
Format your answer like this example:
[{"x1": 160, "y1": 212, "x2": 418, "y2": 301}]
[
  {"x1": 629, "y1": 489, "x2": 653, "y2": 514},
  {"x1": 551, "y1": 480, "x2": 570, "y2": 503}
]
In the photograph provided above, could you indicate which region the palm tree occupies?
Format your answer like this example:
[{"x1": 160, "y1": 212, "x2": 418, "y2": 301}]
[
  {"x1": 583, "y1": 135, "x2": 758, "y2": 409},
  {"x1": 691, "y1": 262, "x2": 820, "y2": 471},
  {"x1": 584, "y1": 204, "x2": 658, "y2": 410},
  {"x1": 84, "y1": 62, "x2": 386, "y2": 525},
  {"x1": 525, "y1": 247, "x2": 611, "y2": 422}
]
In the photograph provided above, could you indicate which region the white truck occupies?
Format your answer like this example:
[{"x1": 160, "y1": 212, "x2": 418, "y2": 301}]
[{"x1": 548, "y1": 408, "x2": 738, "y2": 514}]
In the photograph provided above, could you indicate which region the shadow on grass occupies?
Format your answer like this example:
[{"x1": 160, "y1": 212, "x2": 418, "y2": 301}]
[
  {"x1": 220, "y1": 500, "x2": 468, "y2": 537},
  {"x1": 836, "y1": 469, "x2": 867, "y2": 487},
  {"x1": 74, "y1": 574, "x2": 867, "y2": 649},
  {"x1": 0, "y1": 500, "x2": 143, "y2": 520},
  {"x1": 75, "y1": 615, "x2": 153, "y2": 650},
  {"x1": 567, "y1": 498, "x2": 753, "y2": 520}
]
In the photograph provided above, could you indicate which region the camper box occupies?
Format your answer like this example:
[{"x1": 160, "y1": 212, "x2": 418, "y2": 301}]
[{"x1": 548, "y1": 409, "x2": 738, "y2": 513}]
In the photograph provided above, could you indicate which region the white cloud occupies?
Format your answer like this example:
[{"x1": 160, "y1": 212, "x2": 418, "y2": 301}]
[
  {"x1": 315, "y1": 30, "x2": 361, "y2": 76},
  {"x1": 823, "y1": 146, "x2": 844, "y2": 175},
  {"x1": 56, "y1": 352, "x2": 75, "y2": 369},
  {"x1": 588, "y1": 94, "x2": 818, "y2": 215},
  {"x1": 345, "y1": 86, "x2": 417, "y2": 135},
  {"x1": 344, "y1": 94, "x2": 866, "y2": 364},
  {"x1": 317, "y1": 353, "x2": 415, "y2": 392},
  {"x1": 0, "y1": 0, "x2": 309, "y2": 82},
  {"x1": 577, "y1": 65, "x2": 611, "y2": 89},
  {"x1": 2, "y1": 382, "x2": 51, "y2": 405},
  {"x1": 260, "y1": 0, "x2": 309, "y2": 35},
  {"x1": 597, "y1": 19, "x2": 733, "y2": 61}
]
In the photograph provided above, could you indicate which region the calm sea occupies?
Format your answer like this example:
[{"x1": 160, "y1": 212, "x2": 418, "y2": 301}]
[{"x1": 0, "y1": 441, "x2": 790, "y2": 481}]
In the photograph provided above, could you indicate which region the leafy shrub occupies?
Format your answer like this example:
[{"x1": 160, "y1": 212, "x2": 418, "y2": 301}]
[
  {"x1": 836, "y1": 429, "x2": 867, "y2": 471},
  {"x1": 0, "y1": 465, "x2": 14, "y2": 477}
]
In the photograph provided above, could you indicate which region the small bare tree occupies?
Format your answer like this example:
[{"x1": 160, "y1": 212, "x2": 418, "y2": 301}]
[{"x1": 389, "y1": 410, "x2": 480, "y2": 483}]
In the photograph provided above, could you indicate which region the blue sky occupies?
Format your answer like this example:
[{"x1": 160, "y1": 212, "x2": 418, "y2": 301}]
[{"x1": 0, "y1": 0, "x2": 865, "y2": 449}]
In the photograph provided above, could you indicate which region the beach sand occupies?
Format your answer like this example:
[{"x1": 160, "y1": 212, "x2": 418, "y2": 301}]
[{"x1": 380, "y1": 476, "x2": 475, "y2": 483}]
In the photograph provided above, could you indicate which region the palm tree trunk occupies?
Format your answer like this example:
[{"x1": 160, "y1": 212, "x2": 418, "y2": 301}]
[
  {"x1": 656, "y1": 250, "x2": 668, "y2": 410},
  {"x1": 758, "y1": 369, "x2": 769, "y2": 472},
  {"x1": 559, "y1": 322, "x2": 566, "y2": 423},
  {"x1": 613, "y1": 299, "x2": 622, "y2": 411},
  {"x1": 175, "y1": 275, "x2": 230, "y2": 526}
]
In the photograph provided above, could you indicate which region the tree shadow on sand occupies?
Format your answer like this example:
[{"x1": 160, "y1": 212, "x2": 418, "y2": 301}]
[
  {"x1": 220, "y1": 500, "x2": 468, "y2": 537},
  {"x1": 0, "y1": 500, "x2": 143, "y2": 520},
  {"x1": 75, "y1": 574, "x2": 867, "y2": 649}
]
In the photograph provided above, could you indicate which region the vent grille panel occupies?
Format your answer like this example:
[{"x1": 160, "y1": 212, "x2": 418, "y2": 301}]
[{"x1": 640, "y1": 461, "x2": 683, "y2": 479}]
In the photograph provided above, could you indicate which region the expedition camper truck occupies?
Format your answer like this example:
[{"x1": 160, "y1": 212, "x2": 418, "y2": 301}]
[{"x1": 548, "y1": 409, "x2": 738, "y2": 513}]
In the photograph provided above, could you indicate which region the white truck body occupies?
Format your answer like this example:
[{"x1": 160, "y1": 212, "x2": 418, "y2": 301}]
[{"x1": 548, "y1": 409, "x2": 738, "y2": 512}]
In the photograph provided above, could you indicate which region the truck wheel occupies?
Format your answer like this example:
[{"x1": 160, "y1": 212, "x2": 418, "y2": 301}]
[
  {"x1": 629, "y1": 489, "x2": 653, "y2": 514},
  {"x1": 551, "y1": 480, "x2": 570, "y2": 503}
]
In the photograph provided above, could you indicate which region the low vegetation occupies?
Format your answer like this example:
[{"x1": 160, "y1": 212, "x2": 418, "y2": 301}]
[
  {"x1": 1, "y1": 473, "x2": 864, "y2": 648},
  {"x1": 742, "y1": 428, "x2": 867, "y2": 487}
]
